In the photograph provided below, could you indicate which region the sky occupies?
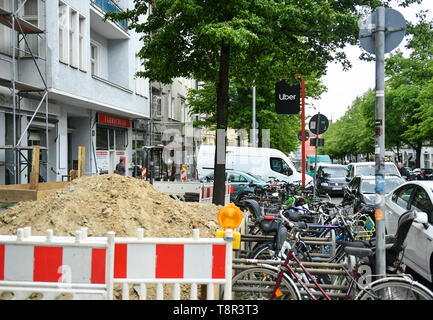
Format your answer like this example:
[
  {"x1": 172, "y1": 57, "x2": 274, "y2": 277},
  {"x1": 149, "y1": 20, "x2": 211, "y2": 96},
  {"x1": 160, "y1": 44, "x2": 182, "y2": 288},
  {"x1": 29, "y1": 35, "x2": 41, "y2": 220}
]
[{"x1": 311, "y1": 1, "x2": 432, "y2": 122}]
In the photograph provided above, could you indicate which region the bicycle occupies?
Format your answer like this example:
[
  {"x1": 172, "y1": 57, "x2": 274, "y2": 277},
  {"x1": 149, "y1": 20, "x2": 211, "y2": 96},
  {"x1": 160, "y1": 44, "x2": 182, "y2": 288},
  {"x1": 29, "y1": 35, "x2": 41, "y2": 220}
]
[{"x1": 231, "y1": 210, "x2": 433, "y2": 300}]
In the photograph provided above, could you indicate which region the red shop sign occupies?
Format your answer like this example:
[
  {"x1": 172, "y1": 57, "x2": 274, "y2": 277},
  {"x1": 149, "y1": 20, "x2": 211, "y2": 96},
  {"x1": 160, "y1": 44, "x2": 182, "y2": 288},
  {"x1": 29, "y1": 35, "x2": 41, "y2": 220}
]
[{"x1": 98, "y1": 113, "x2": 130, "y2": 128}]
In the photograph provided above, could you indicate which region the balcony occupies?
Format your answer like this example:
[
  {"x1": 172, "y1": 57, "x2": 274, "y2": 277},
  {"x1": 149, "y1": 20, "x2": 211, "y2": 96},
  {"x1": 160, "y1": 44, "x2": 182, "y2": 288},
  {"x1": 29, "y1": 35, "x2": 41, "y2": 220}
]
[{"x1": 90, "y1": 0, "x2": 129, "y2": 40}]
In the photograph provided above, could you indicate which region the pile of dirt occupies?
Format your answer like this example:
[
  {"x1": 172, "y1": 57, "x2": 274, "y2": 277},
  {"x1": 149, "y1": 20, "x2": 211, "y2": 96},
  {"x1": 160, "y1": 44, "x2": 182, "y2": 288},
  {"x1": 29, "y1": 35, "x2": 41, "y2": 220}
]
[
  {"x1": 0, "y1": 174, "x2": 222, "y2": 238},
  {"x1": 0, "y1": 174, "x2": 227, "y2": 300}
]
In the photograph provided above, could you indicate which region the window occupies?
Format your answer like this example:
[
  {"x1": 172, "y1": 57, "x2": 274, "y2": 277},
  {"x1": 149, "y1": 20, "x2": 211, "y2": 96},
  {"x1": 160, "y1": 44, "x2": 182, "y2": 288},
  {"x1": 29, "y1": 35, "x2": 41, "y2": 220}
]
[
  {"x1": 393, "y1": 185, "x2": 415, "y2": 210},
  {"x1": 0, "y1": 0, "x2": 11, "y2": 55},
  {"x1": 270, "y1": 157, "x2": 293, "y2": 176},
  {"x1": 115, "y1": 129, "x2": 127, "y2": 150},
  {"x1": 21, "y1": 0, "x2": 39, "y2": 57},
  {"x1": 152, "y1": 96, "x2": 162, "y2": 117},
  {"x1": 58, "y1": 3, "x2": 84, "y2": 68},
  {"x1": 90, "y1": 42, "x2": 99, "y2": 76},
  {"x1": 181, "y1": 98, "x2": 186, "y2": 122},
  {"x1": 78, "y1": 15, "x2": 86, "y2": 70},
  {"x1": 424, "y1": 153, "x2": 430, "y2": 169},
  {"x1": 58, "y1": 2, "x2": 69, "y2": 63},
  {"x1": 228, "y1": 173, "x2": 248, "y2": 183},
  {"x1": 169, "y1": 96, "x2": 175, "y2": 119},
  {"x1": 360, "y1": 180, "x2": 376, "y2": 194},
  {"x1": 410, "y1": 187, "x2": 433, "y2": 221},
  {"x1": 135, "y1": 54, "x2": 147, "y2": 96},
  {"x1": 69, "y1": 8, "x2": 78, "y2": 67},
  {"x1": 321, "y1": 166, "x2": 348, "y2": 178},
  {"x1": 96, "y1": 127, "x2": 108, "y2": 150}
]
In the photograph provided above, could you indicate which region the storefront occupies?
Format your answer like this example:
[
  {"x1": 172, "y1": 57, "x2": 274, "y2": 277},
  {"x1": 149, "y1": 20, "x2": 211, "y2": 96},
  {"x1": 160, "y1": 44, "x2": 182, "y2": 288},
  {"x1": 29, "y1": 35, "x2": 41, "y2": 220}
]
[{"x1": 95, "y1": 113, "x2": 130, "y2": 175}]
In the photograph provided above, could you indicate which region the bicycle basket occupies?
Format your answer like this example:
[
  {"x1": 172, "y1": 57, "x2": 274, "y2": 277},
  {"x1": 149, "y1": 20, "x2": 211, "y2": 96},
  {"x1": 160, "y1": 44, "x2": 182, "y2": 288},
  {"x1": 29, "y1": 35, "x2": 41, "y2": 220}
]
[{"x1": 350, "y1": 216, "x2": 376, "y2": 240}]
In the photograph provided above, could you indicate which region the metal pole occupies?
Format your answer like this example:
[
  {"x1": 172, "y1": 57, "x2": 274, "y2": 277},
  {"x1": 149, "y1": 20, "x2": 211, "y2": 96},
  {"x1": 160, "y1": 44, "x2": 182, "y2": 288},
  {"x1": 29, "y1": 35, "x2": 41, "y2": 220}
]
[
  {"x1": 313, "y1": 112, "x2": 321, "y2": 199},
  {"x1": 252, "y1": 85, "x2": 256, "y2": 147},
  {"x1": 11, "y1": 0, "x2": 17, "y2": 184},
  {"x1": 374, "y1": 7, "x2": 386, "y2": 278},
  {"x1": 295, "y1": 74, "x2": 306, "y2": 189},
  {"x1": 301, "y1": 77, "x2": 305, "y2": 188}
]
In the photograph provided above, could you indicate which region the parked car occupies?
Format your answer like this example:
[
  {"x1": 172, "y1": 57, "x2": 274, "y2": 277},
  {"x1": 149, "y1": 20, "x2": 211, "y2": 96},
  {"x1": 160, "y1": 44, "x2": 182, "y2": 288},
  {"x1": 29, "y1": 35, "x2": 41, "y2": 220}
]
[
  {"x1": 199, "y1": 169, "x2": 268, "y2": 202},
  {"x1": 385, "y1": 181, "x2": 433, "y2": 283},
  {"x1": 412, "y1": 168, "x2": 433, "y2": 180},
  {"x1": 346, "y1": 161, "x2": 401, "y2": 181},
  {"x1": 316, "y1": 164, "x2": 349, "y2": 196},
  {"x1": 404, "y1": 167, "x2": 417, "y2": 181},
  {"x1": 197, "y1": 145, "x2": 313, "y2": 185},
  {"x1": 344, "y1": 175, "x2": 405, "y2": 213}
]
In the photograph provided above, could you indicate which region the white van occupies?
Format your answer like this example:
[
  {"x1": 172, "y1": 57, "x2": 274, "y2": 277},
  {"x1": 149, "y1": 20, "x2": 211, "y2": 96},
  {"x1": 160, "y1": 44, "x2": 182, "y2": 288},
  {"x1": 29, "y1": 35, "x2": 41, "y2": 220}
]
[{"x1": 197, "y1": 145, "x2": 312, "y2": 184}]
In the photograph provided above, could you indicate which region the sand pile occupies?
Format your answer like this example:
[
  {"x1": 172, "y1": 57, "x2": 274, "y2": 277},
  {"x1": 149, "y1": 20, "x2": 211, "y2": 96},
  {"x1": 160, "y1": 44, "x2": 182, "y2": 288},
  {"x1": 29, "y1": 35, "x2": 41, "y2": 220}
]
[{"x1": 0, "y1": 174, "x2": 222, "y2": 238}]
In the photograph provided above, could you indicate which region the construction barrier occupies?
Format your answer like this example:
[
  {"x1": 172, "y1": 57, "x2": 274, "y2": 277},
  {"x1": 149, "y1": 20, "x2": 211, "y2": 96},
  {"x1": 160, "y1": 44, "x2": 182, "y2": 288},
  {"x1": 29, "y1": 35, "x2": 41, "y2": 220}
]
[
  {"x1": 0, "y1": 227, "x2": 115, "y2": 300},
  {"x1": 199, "y1": 182, "x2": 232, "y2": 205},
  {"x1": 0, "y1": 227, "x2": 234, "y2": 300},
  {"x1": 113, "y1": 228, "x2": 234, "y2": 300},
  {"x1": 180, "y1": 164, "x2": 187, "y2": 182},
  {"x1": 153, "y1": 181, "x2": 232, "y2": 205}
]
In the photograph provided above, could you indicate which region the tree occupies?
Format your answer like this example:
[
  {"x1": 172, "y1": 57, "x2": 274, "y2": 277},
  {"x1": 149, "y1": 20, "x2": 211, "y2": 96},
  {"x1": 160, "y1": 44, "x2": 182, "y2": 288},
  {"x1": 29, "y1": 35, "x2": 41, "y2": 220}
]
[
  {"x1": 385, "y1": 11, "x2": 433, "y2": 167},
  {"x1": 106, "y1": 0, "x2": 416, "y2": 204}
]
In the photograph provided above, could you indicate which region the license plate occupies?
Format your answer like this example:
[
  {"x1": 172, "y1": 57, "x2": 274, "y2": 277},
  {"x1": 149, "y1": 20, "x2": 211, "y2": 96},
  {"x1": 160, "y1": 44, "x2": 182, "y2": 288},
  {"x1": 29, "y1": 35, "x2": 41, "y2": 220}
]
[{"x1": 333, "y1": 187, "x2": 342, "y2": 190}]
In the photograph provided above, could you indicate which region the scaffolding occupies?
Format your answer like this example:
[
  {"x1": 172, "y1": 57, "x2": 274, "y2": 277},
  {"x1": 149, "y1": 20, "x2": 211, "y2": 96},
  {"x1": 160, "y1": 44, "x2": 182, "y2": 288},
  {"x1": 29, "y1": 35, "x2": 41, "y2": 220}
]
[{"x1": 0, "y1": 0, "x2": 48, "y2": 185}]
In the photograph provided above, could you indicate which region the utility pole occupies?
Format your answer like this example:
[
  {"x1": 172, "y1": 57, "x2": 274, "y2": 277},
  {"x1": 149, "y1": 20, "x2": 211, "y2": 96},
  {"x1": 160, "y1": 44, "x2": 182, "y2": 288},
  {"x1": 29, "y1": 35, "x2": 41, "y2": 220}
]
[
  {"x1": 252, "y1": 86, "x2": 256, "y2": 147},
  {"x1": 359, "y1": 6, "x2": 406, "y2": 278},
  {"x1": 374, "y1": 7, "x2": 386, "y2": 277}
]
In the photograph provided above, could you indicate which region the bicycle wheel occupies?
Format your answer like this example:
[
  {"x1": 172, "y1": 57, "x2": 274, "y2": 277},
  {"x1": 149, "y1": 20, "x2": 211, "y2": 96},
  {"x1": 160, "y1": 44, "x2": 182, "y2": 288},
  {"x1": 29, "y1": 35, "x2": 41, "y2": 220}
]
[
  {"x1": 248, "y1": 241, "x2": 277, "y2": 260},
  {"x1": 355, "y1": 277, "x2": 433, "y2": 300},
  {"x1": 231, "y1": 266, "x2": 301, "y2": 300}
]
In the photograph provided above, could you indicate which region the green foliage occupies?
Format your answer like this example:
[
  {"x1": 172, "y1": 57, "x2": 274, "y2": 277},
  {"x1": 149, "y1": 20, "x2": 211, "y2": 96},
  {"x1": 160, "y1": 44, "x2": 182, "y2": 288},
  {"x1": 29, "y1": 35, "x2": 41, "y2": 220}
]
[{"x1": 321, "y1": 5, "x2": 433, "y2": 163}]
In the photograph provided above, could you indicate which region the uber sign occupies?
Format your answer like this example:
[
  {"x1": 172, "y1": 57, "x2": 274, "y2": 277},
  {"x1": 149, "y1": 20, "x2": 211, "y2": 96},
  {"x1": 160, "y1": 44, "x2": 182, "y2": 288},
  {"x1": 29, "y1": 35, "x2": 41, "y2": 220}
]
[{"x1": 275, "y1": 80, "x2": 300, "y2": 114}]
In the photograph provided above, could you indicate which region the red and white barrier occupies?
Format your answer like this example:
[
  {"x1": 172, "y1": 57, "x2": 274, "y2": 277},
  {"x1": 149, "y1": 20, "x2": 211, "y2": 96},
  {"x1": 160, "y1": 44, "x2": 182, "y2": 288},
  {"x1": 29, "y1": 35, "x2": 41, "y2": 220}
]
[
  {"x1": 112, "y1": 228, "x2": 234, "y2": 300},
  {"x1": 0, "y1": 227, "x2": 115, "y2": 300},
  {"x1": 199, "y1": 182, "x2": 232, "y2": 205},
  {"x1": 180, "y1": 165, "x2": 187, "y2": 182},
  {"x1": 0, "y1": 227, "x2": 234, "y2": 300}
]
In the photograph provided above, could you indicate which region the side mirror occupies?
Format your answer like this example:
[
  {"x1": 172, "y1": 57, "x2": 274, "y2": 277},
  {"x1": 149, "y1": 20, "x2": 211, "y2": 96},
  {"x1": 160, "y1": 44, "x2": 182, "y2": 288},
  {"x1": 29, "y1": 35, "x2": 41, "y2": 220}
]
[{"x1": 415, "y1": 211, "x2": 429, "y2": 229}]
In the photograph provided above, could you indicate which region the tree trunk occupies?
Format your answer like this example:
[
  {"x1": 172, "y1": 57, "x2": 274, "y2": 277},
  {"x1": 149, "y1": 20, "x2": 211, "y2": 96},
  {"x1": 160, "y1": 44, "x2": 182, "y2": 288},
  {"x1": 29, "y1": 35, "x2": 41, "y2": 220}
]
[
  {"x1": 415, "y1": 141, "x2": 422, "y2": 168},
  {"x1": 213, "y1": 40, "x2": 230, "y2": 206}
]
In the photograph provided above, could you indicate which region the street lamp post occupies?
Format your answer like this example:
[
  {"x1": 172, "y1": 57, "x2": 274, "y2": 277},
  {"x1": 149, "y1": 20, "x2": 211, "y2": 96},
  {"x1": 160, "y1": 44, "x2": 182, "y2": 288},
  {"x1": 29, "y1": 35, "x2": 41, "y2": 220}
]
[{"x1": 295, "y1": 74, "x2": 306, "y2": 188}]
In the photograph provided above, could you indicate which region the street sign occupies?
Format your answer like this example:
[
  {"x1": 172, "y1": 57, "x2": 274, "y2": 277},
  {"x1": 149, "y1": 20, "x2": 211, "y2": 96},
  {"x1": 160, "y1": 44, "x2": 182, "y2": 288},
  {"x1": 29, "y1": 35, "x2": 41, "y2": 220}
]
[
  {"x1": 310, "y1": 138, "x2": 324, "y2": 147},
  {"x1": 298, "y1": 130, "x2": 310, "y2": 141},
  {"x1": 309, "y1": 113, "x2": 329, "y2": 135},
  {"x1": 275, "y1": 80, "x2": 300, "y2": 114},
  {"x1": 359, "y1": 8, "x2": 406, "y2": 55}
]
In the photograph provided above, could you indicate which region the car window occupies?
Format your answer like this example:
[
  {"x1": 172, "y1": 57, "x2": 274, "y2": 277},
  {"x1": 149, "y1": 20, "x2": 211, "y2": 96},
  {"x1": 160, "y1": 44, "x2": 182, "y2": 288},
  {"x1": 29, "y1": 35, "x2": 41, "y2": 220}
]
[
  {"x1": 384, "y1": 164, "x2": 400, "y2": 176},
  {"x1": 321, "y1": 166, "x2": 348, "y2": 178},
  {"x1": 410, "y1": 187, "x2": 433, "y2": 222},
  {"x1": 270, "y1": 157, "x2": 292, "y2": 176},
  {"x1": 355, "y1": 164, "x2": 399, "y2": 176},
  {"x1": 356, "y1": 165, "x2": 374, "y2": 176},
  {"x1": 360, "y1": 180, "x2": 375, "y2": 194},
  {"x1": 228, "y1": 173, "x2": 247, "y2": 183},
  {"x1": 238, "y1": 174, "x2": 248, "y2": 183},
  {"x1": 393, "y1": 185, "x2": 415, "y2": 209},
  {"x1": 384, "y1": 178, "x2": 405, "y2": 193}
]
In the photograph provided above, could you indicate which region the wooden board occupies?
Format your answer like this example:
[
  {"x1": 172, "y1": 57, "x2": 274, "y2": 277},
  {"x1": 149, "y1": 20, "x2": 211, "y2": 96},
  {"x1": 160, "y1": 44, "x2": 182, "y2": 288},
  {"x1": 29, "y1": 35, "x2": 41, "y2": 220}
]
[{"x1": 0, "y1": 182, "x2": 69, "y2": 202}]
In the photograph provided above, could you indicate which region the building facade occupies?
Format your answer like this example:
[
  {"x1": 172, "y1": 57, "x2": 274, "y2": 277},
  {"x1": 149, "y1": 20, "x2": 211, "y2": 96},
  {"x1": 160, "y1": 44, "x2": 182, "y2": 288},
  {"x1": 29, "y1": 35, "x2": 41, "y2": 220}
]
[{"x1": 0, "y1": 0, "x2": 199, "y2": 185}]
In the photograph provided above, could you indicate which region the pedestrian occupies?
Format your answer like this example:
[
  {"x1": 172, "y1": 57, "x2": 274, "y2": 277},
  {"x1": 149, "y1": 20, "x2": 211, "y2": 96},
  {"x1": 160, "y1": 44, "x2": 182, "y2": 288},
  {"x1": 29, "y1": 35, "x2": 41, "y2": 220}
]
[
  {"x1": 397, "y1": 162, "x2": 409, "y2": 179},
  {"x1": 116, "y1": 159, "x2": 126, "y2": 176}
]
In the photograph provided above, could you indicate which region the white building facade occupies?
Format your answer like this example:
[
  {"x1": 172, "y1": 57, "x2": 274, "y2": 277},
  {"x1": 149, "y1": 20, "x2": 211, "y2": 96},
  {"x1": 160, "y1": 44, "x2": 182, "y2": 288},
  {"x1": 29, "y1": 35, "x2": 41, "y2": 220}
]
[{"x1": 0, "y1": 0, "x2": 199, "y2": 185}]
